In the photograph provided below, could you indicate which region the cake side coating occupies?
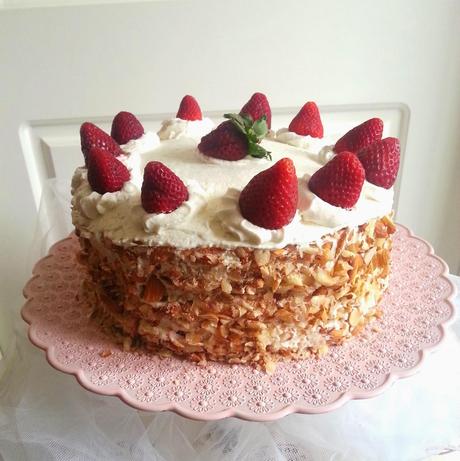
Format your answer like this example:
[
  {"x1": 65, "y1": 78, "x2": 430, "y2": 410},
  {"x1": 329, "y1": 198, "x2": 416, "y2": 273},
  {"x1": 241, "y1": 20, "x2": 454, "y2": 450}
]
[{"x1": 78, "y1": 215, "x2": 395, "y2": 371}]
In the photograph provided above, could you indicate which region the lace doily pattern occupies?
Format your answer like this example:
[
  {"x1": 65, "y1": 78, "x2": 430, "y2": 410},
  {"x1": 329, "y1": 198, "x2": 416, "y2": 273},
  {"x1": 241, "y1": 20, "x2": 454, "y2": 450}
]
[{"x1": 22, "y1": 225, "x2": 456, "y2": 421}]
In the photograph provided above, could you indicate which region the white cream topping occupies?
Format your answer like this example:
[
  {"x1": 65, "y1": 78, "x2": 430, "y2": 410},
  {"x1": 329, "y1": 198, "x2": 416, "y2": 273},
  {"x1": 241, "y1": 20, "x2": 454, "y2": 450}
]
[
  {"x1": 209, "y1": 188, "x2": 304, "y2": 246},
  {"x1": 71, "y1": 133, "x2": 394, "y2": 249},
  {"x1": 120, "y1": 131, "x2": 160, "y2": 155},
  {"x1": 157, "y1": 118, "x2": 215, "y2": 141},
  {"x1": 363, "y1": 180, "x2": 394, "y2": 202},
  {"x1": 317, "y1": 145, "x2": 336, "y2": 164},
  {"x1": 299, "y1": 173, "x2": 393, "y2": 229},
  {"x1": 275, "y1": 128, "x2": 326, "y2": 153}
]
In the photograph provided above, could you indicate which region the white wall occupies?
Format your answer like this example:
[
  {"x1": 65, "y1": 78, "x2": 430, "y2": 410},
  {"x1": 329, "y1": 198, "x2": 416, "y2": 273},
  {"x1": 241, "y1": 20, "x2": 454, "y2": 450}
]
[
  {"x1": 0, "y1": 0, "x2": 160, "y2": 7},
  {"x1": 1, "y1": 0, "x2": 460, "y2": 312}
]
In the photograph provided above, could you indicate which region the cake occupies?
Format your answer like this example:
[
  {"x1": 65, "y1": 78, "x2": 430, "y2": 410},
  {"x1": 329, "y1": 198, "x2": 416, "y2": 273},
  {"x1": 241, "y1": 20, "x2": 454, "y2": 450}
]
[{"x1": 72, "y1": 93, "x2": 400, "y2": 371}]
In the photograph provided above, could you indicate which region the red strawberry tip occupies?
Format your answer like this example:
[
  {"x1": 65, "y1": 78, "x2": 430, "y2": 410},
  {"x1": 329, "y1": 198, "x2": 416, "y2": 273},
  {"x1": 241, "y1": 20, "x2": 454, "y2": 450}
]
[
  {"x1": 86, "y1": 147, "x2": 130, "y2": 195},
  {"x1": 308, "y1": 151, "x2": 365, "y2": 209},
  {"x1": 288, "y1": 101, "x2": 324, "y2": 138},
  {"x1": 176, "y1": 95, "x2": 202, "y2": 121},
  {"x1": 111, "y1": 111, "x2": 144, "y2": 145},
  {"x1": 141, "y1": 161, "x2": 189, "y2": 214},
  {"x1": 240, "y1": 92, "x2": 272, "y2": 129},
  {"x1": 238, "y1": 157, "x2": 298, "y2": 230}
]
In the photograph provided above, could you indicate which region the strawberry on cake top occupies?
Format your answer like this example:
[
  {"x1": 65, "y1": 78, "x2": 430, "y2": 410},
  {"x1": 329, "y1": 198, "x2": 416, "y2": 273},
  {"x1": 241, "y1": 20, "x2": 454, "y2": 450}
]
[{"x1": 157, "y1": 95, "x2": 215, "y2": 141}]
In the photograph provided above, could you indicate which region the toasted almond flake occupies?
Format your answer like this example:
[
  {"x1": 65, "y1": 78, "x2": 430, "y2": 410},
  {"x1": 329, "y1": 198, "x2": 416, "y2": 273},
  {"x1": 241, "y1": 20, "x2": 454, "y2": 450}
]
[
  {"x1": 364, "y1": 247, "x2": 377, "y2": 265},
  {"x1": 143, "y1": 275, "x2": 165, "y2": 303},
  {"x1": 349, "y1": 309, "x2": 362, "y2": 327},
  {"x1": 313, "y1": 267, "x2": 339, "y2": 287},
  {"x1": 286, "y1": 273, "x2": 303, "y2": 286},
  {"x1": 221, "y1": 279, "x2": 232, "y2": 294},
  {"x1": 99, "y1": 350, "x2": 112, "y2": 358},
  {"x1": 302, "y1": 245, "x2": 320, "y2": 255},
  {"x1": 254, "y1": 249, "x2": 270, "y2": 266}
]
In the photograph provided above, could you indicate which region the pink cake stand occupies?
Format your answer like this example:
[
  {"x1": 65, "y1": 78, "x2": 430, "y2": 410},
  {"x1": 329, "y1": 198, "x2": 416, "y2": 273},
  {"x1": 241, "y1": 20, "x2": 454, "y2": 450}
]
[{"x1": 21, "y1": 224, "x2": 456, "y2": 421}]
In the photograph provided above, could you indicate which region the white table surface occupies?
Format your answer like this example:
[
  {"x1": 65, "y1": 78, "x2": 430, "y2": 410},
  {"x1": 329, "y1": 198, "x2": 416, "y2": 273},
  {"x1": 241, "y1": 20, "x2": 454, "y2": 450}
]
[{"x1": 0, "y1": 277, "x2": 458, "y2": 461}]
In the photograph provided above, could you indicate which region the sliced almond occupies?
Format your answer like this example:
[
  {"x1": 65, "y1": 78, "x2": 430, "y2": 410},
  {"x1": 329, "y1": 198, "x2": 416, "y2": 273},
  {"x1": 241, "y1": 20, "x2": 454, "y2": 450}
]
[
  {"x1": 349, "y1": 309, "x2": 362, "y2": 327},
  {"x1": 221, "y1": 279, "x2": 232, "y2": 294},
  {"x1": 143, "y1": 275, "x2": 165, "y2": 303},
  {"x1": 254, "y1": 249, "x2": 270, "y2": 266}
]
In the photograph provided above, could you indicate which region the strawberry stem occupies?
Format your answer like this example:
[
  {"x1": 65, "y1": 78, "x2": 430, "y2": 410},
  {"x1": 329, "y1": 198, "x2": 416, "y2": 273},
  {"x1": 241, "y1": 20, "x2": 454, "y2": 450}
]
[{"x1": 224, "y1": 113, "x2": 271, "y2": 160}]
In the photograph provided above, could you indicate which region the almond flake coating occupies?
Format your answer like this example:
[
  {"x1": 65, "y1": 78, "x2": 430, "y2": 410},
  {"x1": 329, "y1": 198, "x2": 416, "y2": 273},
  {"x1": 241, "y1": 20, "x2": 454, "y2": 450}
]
[{"x1": 76, "y1": 215, "x2": 395, "y2": 371}]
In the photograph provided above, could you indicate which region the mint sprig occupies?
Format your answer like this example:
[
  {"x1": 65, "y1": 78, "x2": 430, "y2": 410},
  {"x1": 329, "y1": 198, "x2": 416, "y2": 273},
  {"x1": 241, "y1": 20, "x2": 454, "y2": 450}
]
[{"x1": 224, "y1": 113, "x2": 272, "y2": 160}]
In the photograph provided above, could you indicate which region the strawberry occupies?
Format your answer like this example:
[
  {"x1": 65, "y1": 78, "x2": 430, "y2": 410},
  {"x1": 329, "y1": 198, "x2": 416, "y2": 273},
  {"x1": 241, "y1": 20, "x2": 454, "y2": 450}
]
[
  {"x1": 288, "y1": 101, "x2": 323, "y2": 138},
  {"x1": 334, "y1": 118, "x2": 383, "y2": 154},
  {"x1": 308, "y1": 151, "x2": 365, "y2": 208},
  {"x1": 141, "y1": 161, "x2": 189, "y2": 213},
  {"x1": 176, "y1": 95, "x2": 202, "y2": 121},
  {"x1": 357, "y1": 137, "x2": 400, "y2": 189},
  {"x1": 80, "y1": 122, "x2": 122, "y2": 163},
  {"x1": 111, "y1": 111, "x2": 144, "y2": 145},
  {"x1": 239, "y1": 158, "x2": 298, "y2": 229},
  {"x1": 87, "y1": 147, "x2": 130, "y2": 194},
  {"x1": 240, "y1": 92, "x2": 272, "y2": 129},
  {"x1": 198, "y1": 114, "x2": 270, "y2": 161},
  {"x1": 198, "y1": 121, "x2": 248, "y2": 161}
]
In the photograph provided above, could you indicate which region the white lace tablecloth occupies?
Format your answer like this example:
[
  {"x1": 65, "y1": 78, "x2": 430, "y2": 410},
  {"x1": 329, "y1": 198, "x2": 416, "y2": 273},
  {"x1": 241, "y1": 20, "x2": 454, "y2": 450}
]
[{"x1": 0, "y1": 276, "x2": 459, "y2": 461}]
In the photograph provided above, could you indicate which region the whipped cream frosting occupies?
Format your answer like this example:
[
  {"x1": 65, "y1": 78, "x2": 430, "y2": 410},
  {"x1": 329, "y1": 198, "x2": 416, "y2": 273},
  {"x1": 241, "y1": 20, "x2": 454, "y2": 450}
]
[
  {"x1": 299, "y1": 174, "x2": 393, "y2": 229},
  {"x1": 157, "y1": 118, "x2": 215, "y2": 141},
  {"x1": 72, "y1": 134, "x2": 394, "y2": 249},
  {"x1": 120, "y1": 131, "x2": 160, "y2": 155},
  {"x1": 274, "y1": 128, "x2": 326, "y2": 153},
  {"x1": 317, "y1": 145, "x2": 336, "y2": 164}
]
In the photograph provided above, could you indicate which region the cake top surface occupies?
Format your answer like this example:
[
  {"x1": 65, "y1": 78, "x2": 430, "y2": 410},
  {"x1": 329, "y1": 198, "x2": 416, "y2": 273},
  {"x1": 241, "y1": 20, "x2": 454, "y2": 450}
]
[
  {"x1": 72, "y1": 138, "x2": 393, "y2": 249},
  {"x1": 72, "y1": 96, "x2": 399, "y2": 249}
]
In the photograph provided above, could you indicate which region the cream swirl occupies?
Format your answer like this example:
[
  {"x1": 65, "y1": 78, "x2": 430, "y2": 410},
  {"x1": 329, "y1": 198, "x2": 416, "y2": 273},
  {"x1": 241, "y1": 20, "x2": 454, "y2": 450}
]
[
  {"x1": 275, "y1": 128, "x2": 326, "y2": 153},
  {"x1": 299, "y1": 174, "x2": 393, "y2": 228},
  {"x1": 120, "y1": 131, "x2": 160, "y2": 156},
  {"x1": 143, "y1": 180, "x2": 207, "y2": 235},
  {"x1": 363, "y1": 181, "x2": 394, "y2": 202},
  {"x1": 157, "y1": 118, "x2": 215, "y2": 141},
  {"x1": 72, "y1": 168, "x2": 139, "y2": 220},
  {"x1": 210, "y1": 188, "x2": 302, "y2": 246},
  {"x1": 317, "y1": 145, "x2": 335, "y2": 164}
]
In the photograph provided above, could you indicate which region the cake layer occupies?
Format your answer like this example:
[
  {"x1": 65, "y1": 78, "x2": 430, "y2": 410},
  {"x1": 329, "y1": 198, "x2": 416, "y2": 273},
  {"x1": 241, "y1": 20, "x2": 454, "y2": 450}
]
[{"x1": 78, "y1": 215, "x2": 395, "y2": 371}]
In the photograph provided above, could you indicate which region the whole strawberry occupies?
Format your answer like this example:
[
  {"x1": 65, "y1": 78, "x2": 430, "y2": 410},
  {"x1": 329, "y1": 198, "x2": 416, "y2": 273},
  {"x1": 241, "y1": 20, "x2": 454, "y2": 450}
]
[
  {"x1": 176, "y1": 95, "x2": 203, "y2": 121},
  {"x1": 239, "y1": 158, "x2": 298, "y2": 229},
  {"x1": 111, "y1": 111, "x2": 144, "y2": 145},
  {"x1": 240, "y1": 92, "x2": 272, "y2": 129},
  {"x1": 308, "y1": 151, "x2": 365, "y2": 208},
  {"x1": 87, "y1": 147, "x2": 130, "y2": 194},
  {"x1": 334, "y1": 118, "x2": 383, "y2": 154},
  {"x1": 198, "y1": 120, "x2": 247, "y2": 161},
  {"x1": 80, "y1": 122, "x2": 122, "y2": 163},
  {"x1": 358, "y1": 137, "x2": 400, "y2": 189},
  {"x1": 141, "y1": 161, "x2": 189, "y2": 213},
  {"x1": 288, "y1": 101, "x2": 323, "y2": 138},
  {"x1": 198, "y1": 114, "x2": 270, "y2": 161}
]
